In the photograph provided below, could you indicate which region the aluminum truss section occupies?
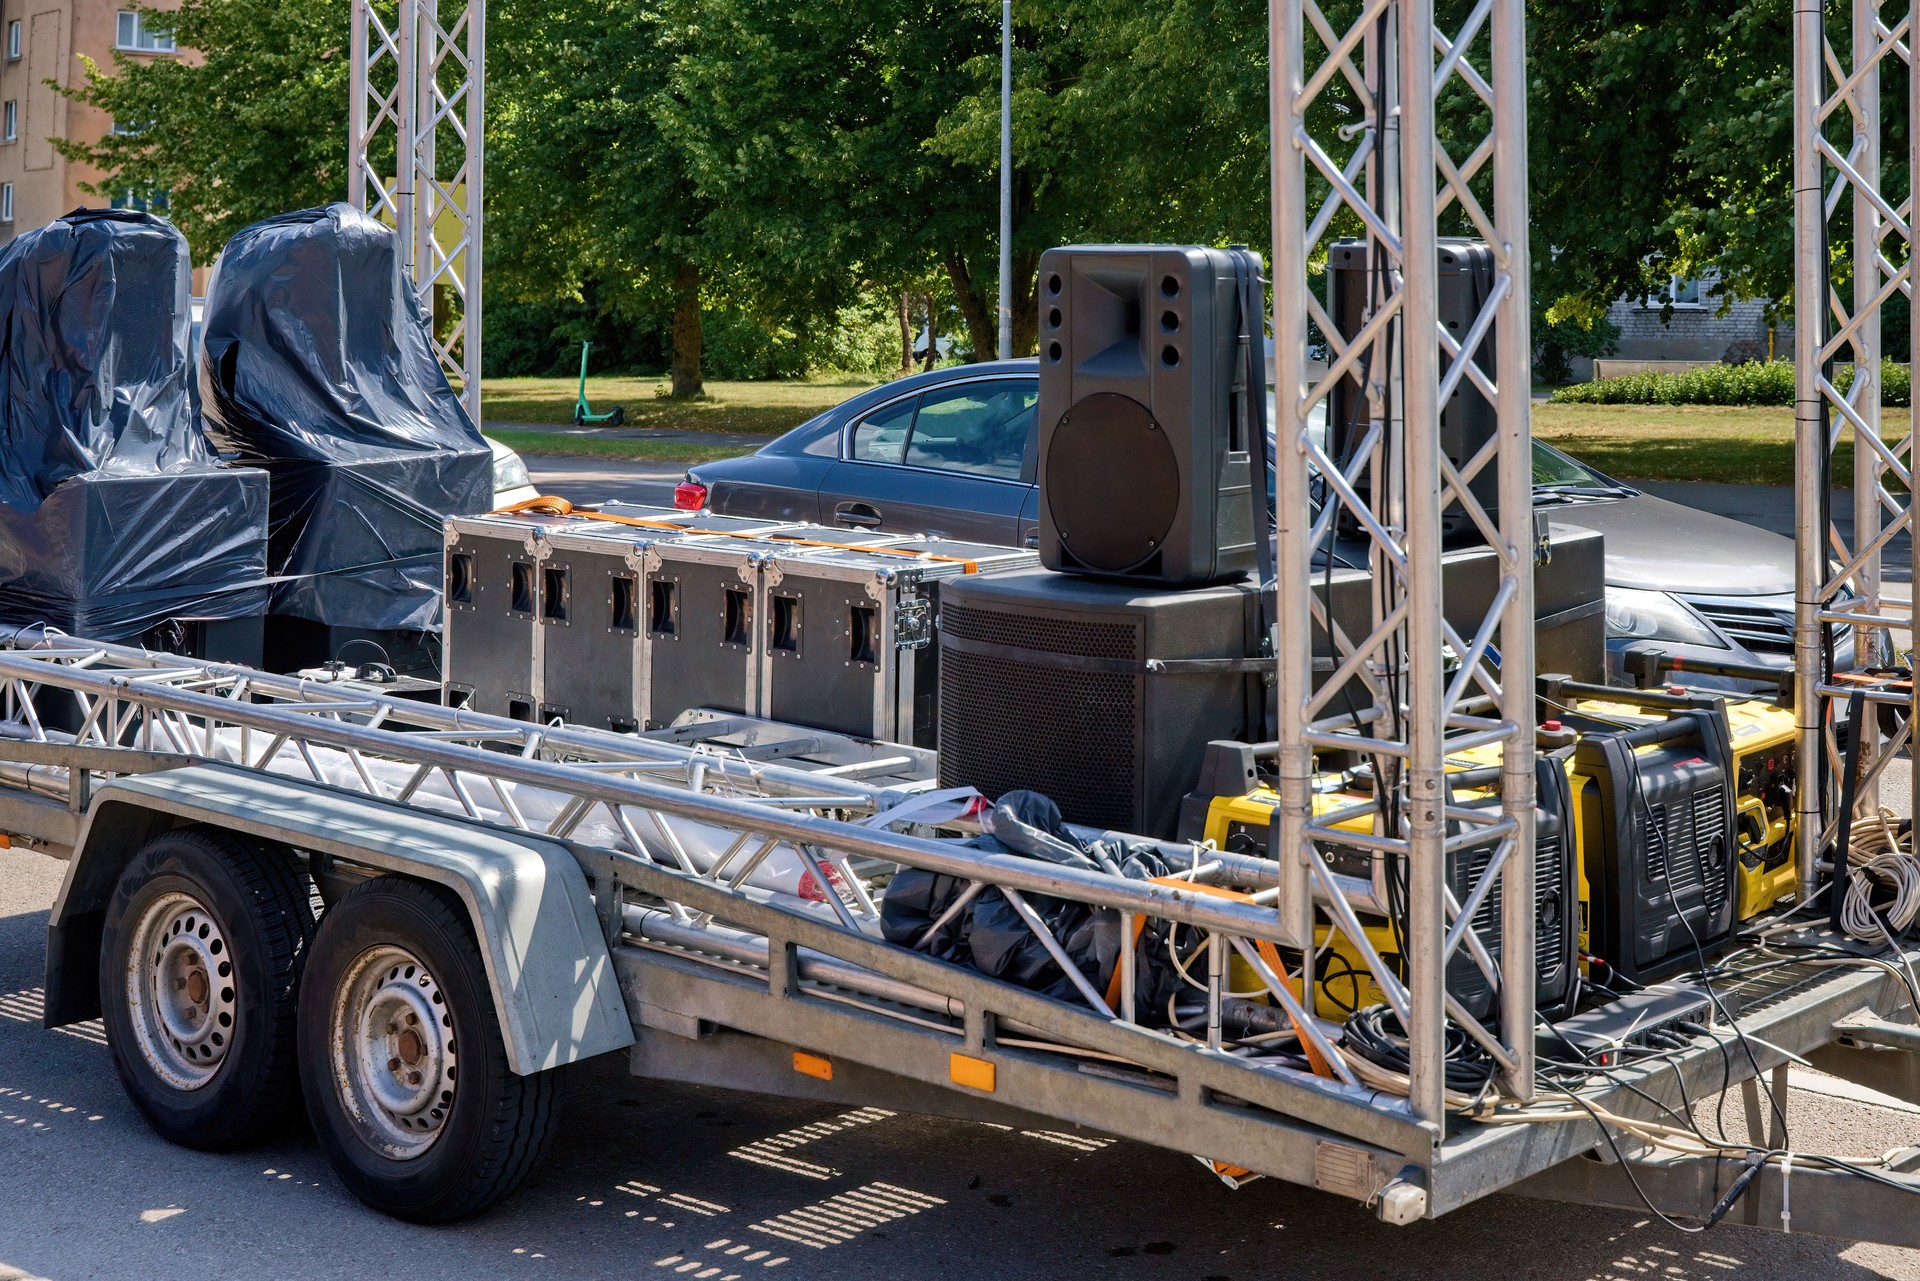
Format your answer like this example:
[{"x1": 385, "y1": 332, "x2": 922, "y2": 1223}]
[
  {"x1": 348, "y1": 0, "x2": 485, "y2": 417},
  {"x1": 0, "y1": 632, "x2": 1387, "y2": 1135},
  {"x1": 1793, "y1": 0, "x2": 1916, "y2": 893},
  {"x1": 1271, "y1": 0, "x2": 1538, "y2": 1120}
]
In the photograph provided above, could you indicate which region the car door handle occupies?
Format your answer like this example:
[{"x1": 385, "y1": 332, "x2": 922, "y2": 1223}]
[{"x1": 835, "y1": 502, "x2": 883, "y2": 528}]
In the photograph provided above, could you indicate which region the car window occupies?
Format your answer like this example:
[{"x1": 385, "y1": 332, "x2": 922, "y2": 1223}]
[
  {"x1": 904, "y1": 381, "x2": 1034, "y2": 480},
  {"x1": 1532, "y1": 441, "x2": 1609, "y2": 487},
  {"x1": 849, "y1": 396, "x2": 915, "y2": 463},
  {"x1": 800, "y1": 425, "x2": 839, "y2": 457}
]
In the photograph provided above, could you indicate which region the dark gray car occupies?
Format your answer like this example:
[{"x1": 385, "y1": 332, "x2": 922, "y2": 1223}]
[
  {"x1": 680, "y1": 362, "x2": 1044, "y2": 545},
  {"x1": 682, "y1": 361, "x2": 1853, "y2": 686}
]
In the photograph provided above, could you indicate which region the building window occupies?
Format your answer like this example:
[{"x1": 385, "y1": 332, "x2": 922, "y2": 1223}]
[
  {"x1": 3, "y1": 102, "x2": 14, "y2": 144},
  {"x1": 1646, "y1": 275, "x2": 1707, "y2": 310},
  {"x1": 116, "y1": 11, "x2": 176, "y2": 53},
  {"x1": 110, "y1": 188, "x2": 168, "y2": 212},
  {"x1": 111, "y1": 118, "x2": 143, "y2": 135},
  {"x1": 2, "y1": 185, "x2": 15, "y2": 224},
  {"x1": 5, "y1": 21, "x2": 19, "y2": 60}
]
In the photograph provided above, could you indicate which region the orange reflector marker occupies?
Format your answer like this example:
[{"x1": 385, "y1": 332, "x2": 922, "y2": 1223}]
[
  {"x1": 793, "y1": 1051, "x2": 832, "y2": 1081},
  {"x1": 0, "y1": 833, "x2": 10, "y2": 848},
  {"x1": 950, "y1": 1053, "x2": 995, "y2": 1092}
]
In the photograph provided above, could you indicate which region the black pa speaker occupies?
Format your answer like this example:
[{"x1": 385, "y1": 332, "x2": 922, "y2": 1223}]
[
  {"x1": 1327, "y1": 238, "x2": 1499, "y2": 543},
  {"x1": 1036, "y1": 245, "x2": 1256, "y2": 586},
  {"x1": 936, "y1": 567, "x2": 1263, "y2": 838}
]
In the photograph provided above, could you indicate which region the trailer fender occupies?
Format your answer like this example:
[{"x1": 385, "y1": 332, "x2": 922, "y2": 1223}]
[{"x1": 46, "y1": 763, "x2": 633, "y2": 1074}]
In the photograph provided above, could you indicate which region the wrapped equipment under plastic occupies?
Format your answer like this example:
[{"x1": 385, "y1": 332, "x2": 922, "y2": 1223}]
[
  {"x1": 199, "y1": 202, "x2": 491, "y2": 631},
  {"x1": 880, "y1": 791, "x2": 1184, "y2": 1011},
  {"x1": 0, "y1": 209, "x2": 269, "y2": 639}
]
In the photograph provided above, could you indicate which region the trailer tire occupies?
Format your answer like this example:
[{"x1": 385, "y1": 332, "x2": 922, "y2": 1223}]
[
  {"x1": 297, "y1": 875, "x2": 559, "y2": 1223},
  {"x1": 99, "y1": 826, "x2": 315, "y2": 1149}
]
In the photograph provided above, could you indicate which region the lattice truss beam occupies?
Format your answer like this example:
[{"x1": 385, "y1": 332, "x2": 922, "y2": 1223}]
[
  {"x1": 1270, "y1": 0, "x2": 1538, "y2": 1120},
  {"x1": 349, "y1": 0, "x2": 486, "y2": 416},
  {"x1": 1793, "y1": 0, "x2": 1918, "y2": 886}
]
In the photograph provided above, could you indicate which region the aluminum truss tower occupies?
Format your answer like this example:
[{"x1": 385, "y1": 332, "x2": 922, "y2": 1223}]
[
  {"x1": 348, "y1": 0, "x2": 486, "y2": 418},
  {"x1": 1270, "y1": 0, "x2": 1537, "y2": 1121},
  {"x1": 1793, "y1": 0, "x2": 1918, "y2": 894}
]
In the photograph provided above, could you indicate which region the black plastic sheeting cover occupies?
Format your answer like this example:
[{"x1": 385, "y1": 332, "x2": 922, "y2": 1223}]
[
  {"x1": 200, "y1": 202, "x2": 491, "y2": 630},
  {"x1": 880, "y1": 791, "x2": 1186, "y2": 1016},
  {"x1": 0, "y1": 209, "x2": 269, "y2": 638}
]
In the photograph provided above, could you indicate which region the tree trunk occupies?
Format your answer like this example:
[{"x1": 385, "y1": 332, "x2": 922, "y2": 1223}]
[
  {"x1": 942, "y1": 251, "x2": 996, "y2": 362},
  {"x1": 670, "y1": 260, "x2": 703, "y2": 398},
  {"x1": 944, "y1": 248, "x2": 1042, "y2": 360},
  {"x1": 1010, "y1": 248, "x2": 1040, "y2": 360},
  {"x1": 898, "y1": 291, "x2": 913, "y2": 373},
  {"x1": 923, "y1": 293, "x2": 938, "y2": 371}
]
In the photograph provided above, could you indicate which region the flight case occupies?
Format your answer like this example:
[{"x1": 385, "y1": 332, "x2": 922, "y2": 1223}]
[{"x1": 757, "y1": 537, "x2": 1036, "y2": 747}]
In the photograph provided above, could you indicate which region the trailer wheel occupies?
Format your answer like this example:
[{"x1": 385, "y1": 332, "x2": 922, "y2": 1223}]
[
  {"x1": 297, "y1": 876, "x2": 559, "y2": 1223},
  {"x1": 99, "y1": 826, "x2": 315, "y2": 1149}
]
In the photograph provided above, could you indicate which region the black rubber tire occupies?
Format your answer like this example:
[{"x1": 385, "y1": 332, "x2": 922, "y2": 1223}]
[
  {"x1": 99, "y1": 826, "x2": 315, "y2": 1149},
  {"x1": 297, "y1": 876, "x2": 560, "y2": 1223}
]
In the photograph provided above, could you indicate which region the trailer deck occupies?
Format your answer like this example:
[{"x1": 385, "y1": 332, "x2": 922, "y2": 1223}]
[{"x1": 4, "y1": 628, "x2": 1919, "y2": 1238}]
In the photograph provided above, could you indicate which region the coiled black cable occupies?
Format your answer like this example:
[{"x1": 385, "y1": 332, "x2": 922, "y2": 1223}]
[{"x1": 1341, "y1": 1004, "x2": 1497, "y2": 1095}]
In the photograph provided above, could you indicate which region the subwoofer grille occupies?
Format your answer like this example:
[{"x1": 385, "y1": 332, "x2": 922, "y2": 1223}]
[
  {"x1": 938, "y1": 646, "x2": 1140, "y2": 831},
  {"x1": 939, "y1": 603, "x2": 1140, "y2": 661}
]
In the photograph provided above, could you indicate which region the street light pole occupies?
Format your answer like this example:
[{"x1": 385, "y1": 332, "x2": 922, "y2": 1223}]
[{"x1": 997, "y1": 0, "x2": 1013, "y2": 361}]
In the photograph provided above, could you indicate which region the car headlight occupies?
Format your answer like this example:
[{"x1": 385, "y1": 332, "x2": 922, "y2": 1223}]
[
  {"x1": 493, "y1": 451, "x2": 533, "y2": 492},
  {"x1": 1603, "y1": 588, "x2": 1727, "y2": 648}
]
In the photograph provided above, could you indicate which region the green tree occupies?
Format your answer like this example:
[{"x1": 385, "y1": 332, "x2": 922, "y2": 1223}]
[
  {"x1": 1525, "y1": 1, "x2": 1797, "y2": 322},
  {"x1": 52, "y1": 0, "x2": 352, "y2": 262}
]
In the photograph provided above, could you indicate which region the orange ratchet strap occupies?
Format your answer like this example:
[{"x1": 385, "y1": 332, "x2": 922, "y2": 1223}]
[{"x1": 490, "y1": 495, "x2": 979, "y2": 572}]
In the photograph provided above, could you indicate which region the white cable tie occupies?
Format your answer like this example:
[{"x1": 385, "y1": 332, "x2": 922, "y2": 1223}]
[{"x1": 1780, "y1": 1151, "x2": 1793, "y2": 1235}]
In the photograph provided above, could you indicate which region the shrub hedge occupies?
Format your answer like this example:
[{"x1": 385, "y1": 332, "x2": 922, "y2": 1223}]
[{"x1": 1549, "y1": 358, "x2": 1911, "y2": 408}]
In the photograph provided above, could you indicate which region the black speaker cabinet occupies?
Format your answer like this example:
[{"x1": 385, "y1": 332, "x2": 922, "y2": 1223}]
[
  {"x1": 937, "y1": 567, "x2": 1262, "y2": 838},
  {"x1": 1036, "y1": 245, "x2": 1255, "y2": 586},
  {"x1": 1327, "y1": 238, "x2": 1499, "y2": 542}
]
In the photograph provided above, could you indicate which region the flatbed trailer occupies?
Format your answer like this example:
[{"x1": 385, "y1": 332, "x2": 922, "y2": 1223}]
[{"x1": 3, "y1": 627, "x2": 1920, "y2": 1240}]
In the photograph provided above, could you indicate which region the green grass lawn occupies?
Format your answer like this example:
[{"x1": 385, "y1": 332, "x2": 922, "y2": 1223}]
[
  {"x1": 484, "y1": 375, "x2": 1902, "y2": 484},
  {"x1": 482, "y1": 376, "x2": 880, "y2": 432},
  {"x1": 1534, "y1": 402, "x2": 1912, "y2": 487},
  {"x1": 483, "y1": 430, "x2": 750, "y2": 464}
]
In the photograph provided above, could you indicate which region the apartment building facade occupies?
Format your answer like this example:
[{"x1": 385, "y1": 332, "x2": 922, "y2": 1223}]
[{"x1": 0, "y1": 0, "x2": 180, "y2": 246}]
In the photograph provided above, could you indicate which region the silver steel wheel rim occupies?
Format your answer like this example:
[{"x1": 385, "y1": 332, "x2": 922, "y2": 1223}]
[
  {"x1": 329, "y1": 945, "x2": 458, "y2": 1160},
  {"x1": 125, "y1": 891, "x2": 237, "y2": 1091}
]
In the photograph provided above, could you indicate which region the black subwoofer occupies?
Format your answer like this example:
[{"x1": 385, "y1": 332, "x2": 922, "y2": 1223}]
[
  {"x1": 937, "y1": 568, "x2": 1261, "y2": 837},
  {"x1": 1036, "y1": 245, "x2": 1255, "y2": 586}
]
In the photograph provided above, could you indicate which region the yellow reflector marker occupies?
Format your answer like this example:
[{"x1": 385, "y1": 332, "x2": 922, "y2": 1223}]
[
  {"x1": 792, "y1": 1051, "x2": 832, "y2": 1081},
  {"x1": 950, "y1": 1053, "x2": 995, "y2": 1092}
]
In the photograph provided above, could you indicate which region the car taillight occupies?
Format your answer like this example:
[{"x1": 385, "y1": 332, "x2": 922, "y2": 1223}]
[{"x1": 673, "y1": 481, "x2": 708, "y2": 511}]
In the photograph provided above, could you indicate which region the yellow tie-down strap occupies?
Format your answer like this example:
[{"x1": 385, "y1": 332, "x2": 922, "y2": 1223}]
[{"x1": 491, "y1": 495, "x2": 979, "y2": 572}]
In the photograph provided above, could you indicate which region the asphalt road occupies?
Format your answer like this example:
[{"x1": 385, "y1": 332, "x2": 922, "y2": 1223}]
[
  {"x1": 522, "y1": 454, "x2": 686, "y2": 508},
  {"x1": 6, "y1": 843, "x2": 1920, "y2": 1281}
]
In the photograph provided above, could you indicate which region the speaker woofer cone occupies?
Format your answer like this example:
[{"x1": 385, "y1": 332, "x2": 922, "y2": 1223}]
[{"x1": 1045, "y1": 392, "x2": 1180, "y2": 573}]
